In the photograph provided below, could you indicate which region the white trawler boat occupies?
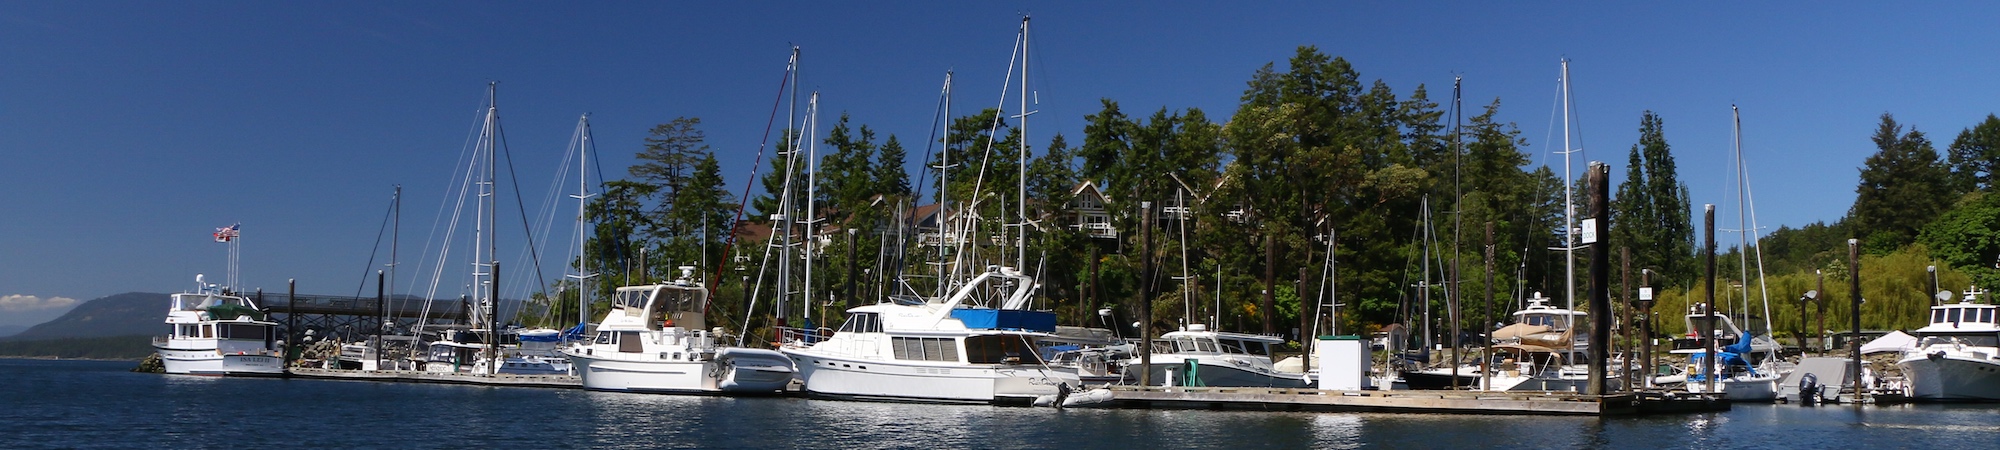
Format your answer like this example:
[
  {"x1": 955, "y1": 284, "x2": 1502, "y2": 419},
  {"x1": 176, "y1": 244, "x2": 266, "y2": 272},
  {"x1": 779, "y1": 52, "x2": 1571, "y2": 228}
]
[
  {"x1": 781, "y1": 266, "x2": 1081, "y2": 404},
  {"x1": 563, "y1": 267, "x2": 795, "y2": 394},
  {"x1": 1897, "y1": 287, "x2": 2000, "y2": 401},
  {"x1": 152, "y1": 275, "x2": 283, "y2": 376},
  {"x1": 1130, "y1": 325, "x2": 1310, "y2": 388}
]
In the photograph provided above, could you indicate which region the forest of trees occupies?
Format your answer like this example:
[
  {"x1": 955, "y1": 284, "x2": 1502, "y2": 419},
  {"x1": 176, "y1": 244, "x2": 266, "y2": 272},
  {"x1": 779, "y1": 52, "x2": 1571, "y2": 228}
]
[{"x1": 531, "y1": 45, "x2": 2000, "y2": 351}]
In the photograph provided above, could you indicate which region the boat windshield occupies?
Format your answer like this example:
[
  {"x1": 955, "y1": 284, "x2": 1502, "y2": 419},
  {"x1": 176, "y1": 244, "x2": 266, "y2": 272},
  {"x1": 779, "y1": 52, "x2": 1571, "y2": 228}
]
[
  {"x1": 614, "y1": 289, "x2": 650, "y2": 310},
  {"x1": 1920, "y1": 334, "x2": 1999, "y2": 348},
  {"x1": 1523, "y1": 314, "x2": 1568, "y2": 330},
  {"x1": 1172, "y1": 337, "x2": 1218, "y2": 353}
]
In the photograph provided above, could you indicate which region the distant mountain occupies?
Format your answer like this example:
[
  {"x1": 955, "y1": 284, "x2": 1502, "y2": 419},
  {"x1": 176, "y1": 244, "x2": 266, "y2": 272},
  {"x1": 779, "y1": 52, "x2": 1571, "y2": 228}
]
[
  {"x1": 3, "y1": 292, "x2": 167, "y2": 341},
  {"x1": 0, "y1": 324, "x2": 25, "y2": 338}
]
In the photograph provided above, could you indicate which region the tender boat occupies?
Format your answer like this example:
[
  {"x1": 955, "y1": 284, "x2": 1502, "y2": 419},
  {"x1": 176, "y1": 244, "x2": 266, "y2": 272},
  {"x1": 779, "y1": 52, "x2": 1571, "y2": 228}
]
[
  {"x1": 152, "y1": 276, "x2": 283, "y2": 376},
  {"x1": 1896, "y1": 287, "x2": 2000, "y2": 401},
  {"x1": 563, "y1": 267, "x2": 795, "y2": 394},
  {"x1": 781, "y1": 266, "x2": 1081, "y2": 405}
]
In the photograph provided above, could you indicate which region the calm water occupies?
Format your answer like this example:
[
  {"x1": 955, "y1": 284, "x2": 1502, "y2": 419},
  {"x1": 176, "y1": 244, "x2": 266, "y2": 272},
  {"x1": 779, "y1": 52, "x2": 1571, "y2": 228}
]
[{"x1": 4, "y1": 358, "x2": 1997, "y2": 449}]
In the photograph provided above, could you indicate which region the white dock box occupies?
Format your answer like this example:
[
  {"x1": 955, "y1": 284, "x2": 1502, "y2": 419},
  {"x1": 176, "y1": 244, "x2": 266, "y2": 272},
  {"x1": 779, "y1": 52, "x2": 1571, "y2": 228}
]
[{"x1": 1317, "y1": 335, "x2": 1368, "y2": 390}]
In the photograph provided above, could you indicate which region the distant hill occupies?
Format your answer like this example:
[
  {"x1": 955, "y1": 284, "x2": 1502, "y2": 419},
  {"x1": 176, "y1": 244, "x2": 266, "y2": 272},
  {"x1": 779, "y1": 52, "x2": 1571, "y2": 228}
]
[{"x1": 3, "y1": 292, "x2": 167, "y2": 341}]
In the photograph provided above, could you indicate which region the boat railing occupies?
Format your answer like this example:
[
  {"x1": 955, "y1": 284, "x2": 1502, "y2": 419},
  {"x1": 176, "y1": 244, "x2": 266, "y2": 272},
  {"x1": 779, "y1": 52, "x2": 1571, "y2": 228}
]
[{"x1": 776, "y1": 326, "x2": 836, "y2": 345}]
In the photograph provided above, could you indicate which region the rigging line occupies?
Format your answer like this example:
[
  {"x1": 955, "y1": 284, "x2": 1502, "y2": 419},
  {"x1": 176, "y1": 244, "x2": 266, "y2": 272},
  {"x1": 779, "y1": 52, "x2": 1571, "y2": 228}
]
[
  {"x1": 714, "y1": 57, "x2": 795, "y2": 293},
  {"x1": 962, "y1": 26, "x2": 1025, "y2": 267},
  {"x1": 419, "y1": 111, "x2": 486, "y2": 333},
  {"x1": 410, "y1": 102, "x2": 489, "y2": 302},
  {"x1": 354, "y1": 188, "x2": 397, "y2": 300},
  {"x1": 495, "y1": 116, "x2": 551, "y2": 312},
  {"x1": 904, "y1": 72, "x2": 952, "y2": 284}
]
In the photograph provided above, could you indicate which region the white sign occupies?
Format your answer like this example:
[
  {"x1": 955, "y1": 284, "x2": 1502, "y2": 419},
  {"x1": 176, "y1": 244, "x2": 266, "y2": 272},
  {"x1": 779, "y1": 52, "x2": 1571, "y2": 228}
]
[
  {"x1": 1639, "y1": 287, "x2": 1654, "y2": 301},
  {"x1": 1579, "y1": 219, "x2": 1598, "y2": 244}
]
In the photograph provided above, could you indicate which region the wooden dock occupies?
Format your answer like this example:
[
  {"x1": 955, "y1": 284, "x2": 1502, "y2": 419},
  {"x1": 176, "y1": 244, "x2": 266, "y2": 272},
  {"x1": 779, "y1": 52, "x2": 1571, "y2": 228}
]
[
  {"x1": 1085, "y1": 386, "x2": 1729, "y2": 416},
  {"x1": 288, "y1": 367, "x2": 580, "y2": 389}
]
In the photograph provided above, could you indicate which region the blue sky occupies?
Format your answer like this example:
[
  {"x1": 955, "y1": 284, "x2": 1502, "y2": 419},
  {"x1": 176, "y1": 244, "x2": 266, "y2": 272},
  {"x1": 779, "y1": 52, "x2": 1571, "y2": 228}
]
[{"x1": 3, "y1": 3, "x2": 1997, "y2": 326}]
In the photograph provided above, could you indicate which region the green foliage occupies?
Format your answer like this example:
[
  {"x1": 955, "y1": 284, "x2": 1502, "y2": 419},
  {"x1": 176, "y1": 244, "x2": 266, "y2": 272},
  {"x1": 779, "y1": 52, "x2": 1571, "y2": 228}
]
[
  {"x1": 1852, "y1": 113, "x2": 1953, "y2": 253},
  {"x1": 1946, "y1": 114, "x2": 2000, "y2": 193},
  {"x1": 1611, "y1": 111, "x2": 1696, "y2": 288},
  {"x1": 1919, "y1": 192, "x2": 2000, "y2": 288}
]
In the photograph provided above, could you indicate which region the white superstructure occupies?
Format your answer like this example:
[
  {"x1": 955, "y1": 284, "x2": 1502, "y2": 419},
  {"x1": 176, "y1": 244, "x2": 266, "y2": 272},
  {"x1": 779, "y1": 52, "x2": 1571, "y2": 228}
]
[
  {"x1": 781, "y1": 266, "x2": 1080, "y2": 404},
  {"x1": 152, "y1": 277, "x2": 283, "y2": 376},
  {"x1": 563, "y1": 268, "x2": 795, "y2": 394},
  {"x1": 1896, "y1": 287, "x2": 2000, "y2": 401}
]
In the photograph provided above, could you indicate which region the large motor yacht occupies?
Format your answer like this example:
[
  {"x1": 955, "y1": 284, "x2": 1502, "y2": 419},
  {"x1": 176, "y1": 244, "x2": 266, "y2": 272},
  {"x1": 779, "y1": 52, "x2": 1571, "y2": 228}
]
[
  {"x1": 152, "y1": 275, "x2": 283, "y2": 376},
  {"x1": 781, "y1": 266, "x2": 1080, "y2": 405},
  {"x1": 1897, "y1": 287, "x2": 2000, "y2": 401}
]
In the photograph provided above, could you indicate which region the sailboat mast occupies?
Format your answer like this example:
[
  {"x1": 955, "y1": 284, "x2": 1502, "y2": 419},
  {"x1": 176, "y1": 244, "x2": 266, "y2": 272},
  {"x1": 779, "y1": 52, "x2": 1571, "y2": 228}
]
[
  {"x1": 573, "y1": 115, "x2": 595, "y2": 329},
  {"x1": 1733, "y1": 106, "x2": 1776, "y2": 333},
  {"x1": 1560, "y1": 60, "x2": 1576, "y2": 313},
  {"x1": 938, "y1": 72, "x2": 953, "y2": 298},
  {"x1": 804, "y1": 92, "x2": 820, "y2": 323},
  {"x1": 1017, "y1": 16, "x2": 1030, "y2": 271},
  {"x1": 475, "y1": 82, "x2": 498, "y2": 332}
]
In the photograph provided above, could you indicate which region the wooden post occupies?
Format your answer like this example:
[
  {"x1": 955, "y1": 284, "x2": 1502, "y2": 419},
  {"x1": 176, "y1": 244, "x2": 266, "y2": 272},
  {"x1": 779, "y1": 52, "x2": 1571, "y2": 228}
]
[
  {"x1": 1263, "y1": 232, "x2": 1278, "y2": 335},
  {"x1": 1139, "y1": 201, "x2": 1155, "y2": 387},
  {"x1": 1816, "y1": 269, "x2": 1826, "y2": 356},
  {"x1": 1703, "y1": 205, "x2": 1717, "y2": 395},
  {"x1": 1848, "y1": 238, "x2": 1863, "y2": 401},
  {"x1": 1482, "y1": 222, "x2": 1494, "y2": 391},
  {"x1": 845, "y1": 229, "x2": 859, "y2": 310},
  {"x1": 1299, "y1": 266, "x2": 1313, "y2": 374},
  {"x1": 1641, "y1": 269, "x2": 1653, "y2": 389},
  {"x1": 1585, "y1": 162, "x2": 1610, "y2": 396},
  {"x1": 1620, "y1": 246, "x2": 1632, "y2": 391},
  {"x1": 286, "y1": 279, "x2": 296, "y2": 371}
]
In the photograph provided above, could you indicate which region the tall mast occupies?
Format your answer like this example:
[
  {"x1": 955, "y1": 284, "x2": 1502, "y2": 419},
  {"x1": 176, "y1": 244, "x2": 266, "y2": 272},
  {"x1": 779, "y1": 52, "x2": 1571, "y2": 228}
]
[
  {"x1": 570, "y1": 115, "x2": 596, "y2": 328},
  {"x1": 1016, "y1": 15, "x2": 1031, "y2": 271},
  {"x1": 390, "y1": 185, "x2": 400, "y2": 320},
  {"x1": 1733, "y1": 106, "x2": 1776, "y2": 334},
  {"x1": 803, "y1": 92, "x2": 820, "y2": 322},
  {"x1": 475, "y1": 82, "x2": 498, "y2": 332},
  {"x1": 938, "y1": 71, "x2": 953, "y2": 298},
  {"x1": 1559, "y1": 60, "x2": 1577, "y2": 313}
]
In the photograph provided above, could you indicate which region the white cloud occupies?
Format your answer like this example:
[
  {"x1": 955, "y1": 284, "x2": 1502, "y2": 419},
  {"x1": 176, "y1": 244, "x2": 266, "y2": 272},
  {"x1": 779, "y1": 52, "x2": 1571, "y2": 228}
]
[{"x1": 0, "y1": 294, "x2": 78, "y2": 312}]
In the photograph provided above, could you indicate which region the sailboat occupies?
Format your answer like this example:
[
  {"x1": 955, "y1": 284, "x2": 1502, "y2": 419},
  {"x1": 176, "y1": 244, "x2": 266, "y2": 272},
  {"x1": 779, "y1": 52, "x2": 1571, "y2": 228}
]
[
  {"x1": 408, "y1": 84, "x2": 567, "y2": 376},
  {"x1": 1671, "y1": 105, "x2": 1788, "y2": 401}
]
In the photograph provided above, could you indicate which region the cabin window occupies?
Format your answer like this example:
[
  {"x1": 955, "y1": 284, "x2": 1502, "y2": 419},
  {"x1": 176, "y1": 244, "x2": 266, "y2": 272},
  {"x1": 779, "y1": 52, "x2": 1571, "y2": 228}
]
[
  {"x1": 1246, "y1": 341, "x2": 1270, "y2": 356},
  {"x1": 220, "y1": 324, "x2": 267, "y2": 339},
  {"x1": 891, "y1": 337, "x2": 959, "y2": 362},
  {"x1": 618, "y1": 331, "x2": 643, "y2": 353},
  {"x1": 1949, "y1": 308, "x2": 1963, "y2": 324},
  {"x1": 839, "y1": 313, "x2": 882, "y2": 334},
  {"x1": 615, "y1": 289, "x2": 650, "y2": 310},
  {"x1": 201, "y1": 325, "x2": 213, "y2": 338},
  {"x1": 1934, "y1": 309, "x2": 1948, "y2": 323},
  {"x1": 595, "y1": 331, "x2": 613, "y2": 345},
  {"x1": 966, "y1": 335, "x2": 1037, "y2": 364},
  {"x1": 1981, "y1": 309, "x2": 1993, "y2": 323}
]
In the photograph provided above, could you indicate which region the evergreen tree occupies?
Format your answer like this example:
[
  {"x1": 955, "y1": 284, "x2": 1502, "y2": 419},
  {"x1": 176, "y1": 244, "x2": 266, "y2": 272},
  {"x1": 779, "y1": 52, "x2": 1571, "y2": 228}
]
[
  {"x1": 1852, "y1": 113, "x2": 1952, "y2": 252},
  {"x1": 1946, "y1": 114, "x2": 2000, "y2": 193},
  {"x1": 1610, "y1": 111, "x2": 1696, "y2": 287}
]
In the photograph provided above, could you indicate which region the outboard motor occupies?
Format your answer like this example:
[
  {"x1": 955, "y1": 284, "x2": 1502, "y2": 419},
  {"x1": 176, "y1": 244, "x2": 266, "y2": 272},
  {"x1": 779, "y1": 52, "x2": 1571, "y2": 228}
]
[{"x1": 1798, "y1": 373, "x2": 1820, "y2": 406}]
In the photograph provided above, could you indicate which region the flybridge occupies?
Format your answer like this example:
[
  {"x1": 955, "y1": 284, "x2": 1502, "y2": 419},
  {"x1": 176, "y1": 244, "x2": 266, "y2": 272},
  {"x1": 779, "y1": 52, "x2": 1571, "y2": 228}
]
[{"x1": 949, "y1": 309, "x2": 1056, "y2": 333}]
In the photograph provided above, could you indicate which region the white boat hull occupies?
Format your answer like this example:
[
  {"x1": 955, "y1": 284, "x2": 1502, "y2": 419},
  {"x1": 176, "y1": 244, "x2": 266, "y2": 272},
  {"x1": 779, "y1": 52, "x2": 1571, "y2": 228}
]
[
  {"x1": 714, "y1": 348, "x2": 796, "y2": 393},
  {"x1": 570, "y1": 353, "x2": 714, "y2": 393},
  {"x1": 155, "y1": 346, "x2": 282, "y2": 376},
  {"x1": 1898, "y1": 353, "x2": 2000, "y2": 401},
  {"x1": 1687, "y1": 376, "x2": 1781, "y2": 402},
  {"x1": 1137, "y1": 355, "x2": 1310, "y2": 388},
  {"x1": 785, "y1": 350, "x2": 1077, "y2": 404}
]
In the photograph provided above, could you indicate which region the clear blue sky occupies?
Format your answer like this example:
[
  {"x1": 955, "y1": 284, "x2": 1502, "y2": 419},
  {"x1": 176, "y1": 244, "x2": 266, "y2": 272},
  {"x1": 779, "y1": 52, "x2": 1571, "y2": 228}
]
[{"x1": 4, "y1": 2, "x2": 1997, "y2": 326}]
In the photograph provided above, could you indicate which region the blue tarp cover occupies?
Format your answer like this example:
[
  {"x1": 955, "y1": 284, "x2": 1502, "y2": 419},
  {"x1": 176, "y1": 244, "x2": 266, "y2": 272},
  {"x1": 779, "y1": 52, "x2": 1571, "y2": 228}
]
[{"x1": 950, "y1": 309, "x2": 1057, "y2": 333}]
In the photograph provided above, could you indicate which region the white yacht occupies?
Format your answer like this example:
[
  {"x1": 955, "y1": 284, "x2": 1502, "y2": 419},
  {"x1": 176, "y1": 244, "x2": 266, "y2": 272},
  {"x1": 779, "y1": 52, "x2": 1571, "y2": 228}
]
[
  {"x1": 1470, "y1": 293, "x2": 1604, "y2": 392},
  {"x1": 1129, "y1": 325, "x2": 1310, "y2": 388},
  {"x1": 781, "y1": 266, "x2": 1081, "y2": 405},
  {"x1": 1897, "y1": 287, "x2": 2000, "y2": 401},
  {"x1": 563, "y1": 268, "x2": 796, "y2": 394},
  {"x1": 1669, "y1": 303, "x2": 1784, "y2": 401},
  {"x1": 152, "y1": 276, "x2": 283, "y2": 376}
]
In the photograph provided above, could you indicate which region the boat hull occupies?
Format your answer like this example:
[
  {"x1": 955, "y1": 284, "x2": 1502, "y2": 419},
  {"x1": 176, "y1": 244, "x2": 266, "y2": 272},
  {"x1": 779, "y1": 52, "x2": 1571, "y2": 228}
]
[
  {"x1": 569, "y1": 352, "x2": 715, "y2": 393},
  {"x1": 1898, "y1": 353, "x2": 2000, "y2": 401},
  {"x1": 714, "y1": 348, "x2": 796, "y2": 393},
  {"x1": 784, "y1": 350, "x2": 1077, "y2": 405},
  {"x1": 155, "y1": 345, "x2": 283, "y2": 376},
  {"x1": 1138, "y1": 356, "x2": 1311, "y2": 389},
  {"x1": 1687, "y1": 376, "x2": 1781, "y2": 402}
]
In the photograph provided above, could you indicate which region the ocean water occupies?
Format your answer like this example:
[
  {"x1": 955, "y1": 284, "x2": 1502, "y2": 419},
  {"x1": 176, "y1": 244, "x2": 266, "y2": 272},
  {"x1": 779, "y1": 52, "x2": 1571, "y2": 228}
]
[{"x1": 4, "y1": 358, "x2": 1998, "y2": 449}]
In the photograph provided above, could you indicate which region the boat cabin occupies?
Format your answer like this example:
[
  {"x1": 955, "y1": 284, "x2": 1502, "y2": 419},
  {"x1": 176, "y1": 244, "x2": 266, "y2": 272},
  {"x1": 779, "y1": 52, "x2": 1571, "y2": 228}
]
[
  {"x1": 1156, "y1": 325, "x2": 1280, "y2": 358},
  {"x1": 1511, "y1": 293, "x2": 1584, "y2": 332}
]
